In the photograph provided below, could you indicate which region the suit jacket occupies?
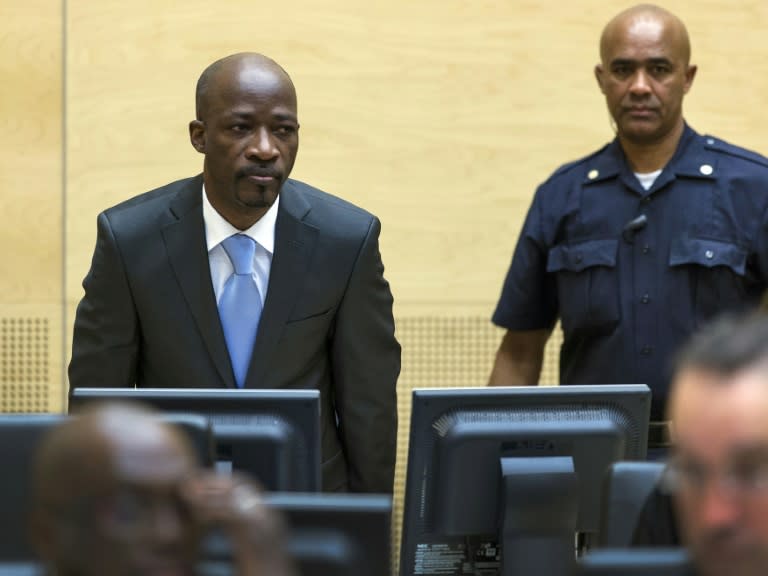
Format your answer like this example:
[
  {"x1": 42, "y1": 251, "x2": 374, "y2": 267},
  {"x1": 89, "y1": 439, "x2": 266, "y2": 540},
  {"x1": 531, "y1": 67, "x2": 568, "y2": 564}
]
[{"x1": 69, "y1": 175, "x2": 400, "y2": 493}]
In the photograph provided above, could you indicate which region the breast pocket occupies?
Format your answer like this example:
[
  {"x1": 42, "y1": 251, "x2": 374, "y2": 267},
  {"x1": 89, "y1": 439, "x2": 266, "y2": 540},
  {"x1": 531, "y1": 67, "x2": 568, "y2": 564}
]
[
  {"x1": 283, "y1": 309, "x2": 333, "y2": 341},
  {"x1": 670, "y1": 237, "x2": 749, "y2": 321},
  {"x1": 547, "y1": 238, "x2": 620, "y2": 335}
]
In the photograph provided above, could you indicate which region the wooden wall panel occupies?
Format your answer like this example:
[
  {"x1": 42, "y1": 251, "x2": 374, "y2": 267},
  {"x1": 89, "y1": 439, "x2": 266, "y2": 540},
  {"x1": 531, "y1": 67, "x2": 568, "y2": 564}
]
[
  {"x1": 0, "y1": 0, "x2": 63, "y2": 412},
  {"x1": 65, "y1": 0, "x2": 768, "y2": 316}
]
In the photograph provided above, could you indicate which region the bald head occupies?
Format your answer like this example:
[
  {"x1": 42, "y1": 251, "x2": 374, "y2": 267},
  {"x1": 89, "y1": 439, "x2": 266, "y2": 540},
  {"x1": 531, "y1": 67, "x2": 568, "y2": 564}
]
[
  {"x1": 600, "y1": 4, "x2": 691, "y2": 65},
  {"x1": 32, "y1": 403, "x2": 197, "y2": 576},
  {"x1": 195, "y1": 52, "x2": 296, "y2": 121},
  {"x1": 594, "y1": 4, "x2": 696, "y2": 151},
  {"x1": 34, "y1": 403, "x2": 195, "y2": 509},
  {"x1": 189, "y1": 52, "x2": 300, "y2": 230}
]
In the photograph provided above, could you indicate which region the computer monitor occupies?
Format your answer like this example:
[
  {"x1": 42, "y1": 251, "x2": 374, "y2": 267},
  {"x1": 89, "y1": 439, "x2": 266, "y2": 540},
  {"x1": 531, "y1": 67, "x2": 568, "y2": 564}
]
[
  {"x1": 0, "y1": 414, "x2": 65, "y2": 561},
  {"x1": 0, "y1": 412, "x2": 212, "y2": 561},
  {"x1": 574, "y1": 548, "x2": 691, "y2": 576},
  {"x1": 399, "y1": 385, "x2": 651, "y2": 576},
  {"x1": 69, "y1": 388, "x2": 321, "y2": 492},
  {"x1": 201, "y1": 493, "x2": 392, "y2": 576},
  {"x1": 269, "y1": 493, "x2": 392, "y2": 576},
  {"x1": 0, "y1": 491, "x2": 392, "y2": 576}
]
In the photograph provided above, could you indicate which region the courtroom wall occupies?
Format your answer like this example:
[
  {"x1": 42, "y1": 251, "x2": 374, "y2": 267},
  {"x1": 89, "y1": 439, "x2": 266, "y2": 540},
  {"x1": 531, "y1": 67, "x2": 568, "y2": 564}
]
[
  {"x1": 64, "y1": 0, "x2": 768, "y2": 329},
  {"x1": 0, "y1": 0, "x2": 63, "y2": 412}
]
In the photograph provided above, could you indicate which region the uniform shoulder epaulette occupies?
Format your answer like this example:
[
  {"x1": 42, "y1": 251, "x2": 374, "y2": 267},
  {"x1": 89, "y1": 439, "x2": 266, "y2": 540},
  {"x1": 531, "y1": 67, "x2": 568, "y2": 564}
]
[
  {"x1": 703, "y1": 135, "x2": 768, "y2": 169},
  {"x1": 550, "y1": 143, "x2": 612, "y2": 178}
]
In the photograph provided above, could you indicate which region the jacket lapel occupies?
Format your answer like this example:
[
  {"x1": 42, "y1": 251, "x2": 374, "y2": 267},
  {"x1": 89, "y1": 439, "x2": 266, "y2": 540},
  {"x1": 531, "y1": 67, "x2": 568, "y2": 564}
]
[
  {"x1": 247, "y1": 180, "x2": 318, "y2": 387},
  {"x1": 161, "y1": 175, "x2": 235, "y2": 388}
]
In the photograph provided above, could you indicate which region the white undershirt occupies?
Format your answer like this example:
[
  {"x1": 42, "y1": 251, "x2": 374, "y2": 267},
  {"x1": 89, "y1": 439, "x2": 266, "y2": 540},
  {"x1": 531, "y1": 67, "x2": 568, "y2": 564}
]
[
  {"x1": 202, "y1": 184, "x2": 279, "y2": 306},
  {"x1": 634, "y1": 169, "x2": 663, "y2": 191}
]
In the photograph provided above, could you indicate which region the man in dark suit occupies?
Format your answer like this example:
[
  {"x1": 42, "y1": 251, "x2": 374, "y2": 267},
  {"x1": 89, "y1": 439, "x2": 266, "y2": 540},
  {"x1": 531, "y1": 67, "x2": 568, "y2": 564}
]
[{"x1": 69, "y1": 52, "x2": 400, "y2": 494}]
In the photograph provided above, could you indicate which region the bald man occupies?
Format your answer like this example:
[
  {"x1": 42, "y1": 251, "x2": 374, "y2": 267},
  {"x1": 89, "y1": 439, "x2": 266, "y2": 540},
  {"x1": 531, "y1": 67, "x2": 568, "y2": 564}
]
[
  {"x1": 69, "y1": 53, "x2": 400, "y2": 494},
  {"x1": 31, "y1": 403, "x2": 294, "y2": 576},
  {"x1": 490, "y1": 4, "x2": 768, "y2": 444}
]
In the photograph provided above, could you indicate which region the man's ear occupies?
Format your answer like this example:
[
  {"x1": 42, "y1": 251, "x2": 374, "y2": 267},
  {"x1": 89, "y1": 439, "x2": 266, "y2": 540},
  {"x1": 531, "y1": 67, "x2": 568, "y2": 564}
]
[
  {"x1": 189, "y1": 120, "x2": 206, "y2": 154},
  {"x1": 594, "y1": 64, "x2": 606, "y2": 94},
  {"x1": 683, "y1": 64, "x2": 697, "y2": 94}
]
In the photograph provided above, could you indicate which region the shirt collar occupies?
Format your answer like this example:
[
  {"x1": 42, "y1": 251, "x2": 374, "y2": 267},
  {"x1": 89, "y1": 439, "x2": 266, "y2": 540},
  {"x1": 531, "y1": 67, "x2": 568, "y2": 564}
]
[
  {"x1": 583, "y1": 123, "x2": 702, "y2": 186},
  {"x1": 202, "y1": 184, "x2": 280, "y2": 254}
]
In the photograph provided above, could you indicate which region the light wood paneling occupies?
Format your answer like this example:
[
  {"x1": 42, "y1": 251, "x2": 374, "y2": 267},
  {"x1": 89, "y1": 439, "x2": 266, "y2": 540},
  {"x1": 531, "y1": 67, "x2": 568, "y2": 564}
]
[
  {"x1": 65, "y1": 0, "x2": 768, "y2": 313},
  {"x1": 0, "y1": 0, "x2": 63, "y2": 412}
]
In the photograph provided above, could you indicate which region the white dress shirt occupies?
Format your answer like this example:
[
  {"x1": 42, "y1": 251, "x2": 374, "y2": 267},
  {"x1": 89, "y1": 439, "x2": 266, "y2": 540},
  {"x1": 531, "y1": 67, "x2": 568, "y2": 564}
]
[{"x1": 202, "y1": 184, "x2": 279, "y2": 306}]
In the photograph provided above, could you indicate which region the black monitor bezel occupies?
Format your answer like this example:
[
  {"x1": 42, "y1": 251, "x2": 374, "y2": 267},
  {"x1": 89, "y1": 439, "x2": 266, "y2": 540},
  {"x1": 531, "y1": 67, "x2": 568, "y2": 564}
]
[{"x1": 69, "y1": 388, "x2": 322, "y2": 491}]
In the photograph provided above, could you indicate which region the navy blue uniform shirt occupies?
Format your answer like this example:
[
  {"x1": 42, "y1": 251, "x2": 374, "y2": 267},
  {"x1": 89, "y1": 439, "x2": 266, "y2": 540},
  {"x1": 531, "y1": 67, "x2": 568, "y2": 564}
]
[{"x1": 493, "y1": 125, "x2": 768, "y2": 420}]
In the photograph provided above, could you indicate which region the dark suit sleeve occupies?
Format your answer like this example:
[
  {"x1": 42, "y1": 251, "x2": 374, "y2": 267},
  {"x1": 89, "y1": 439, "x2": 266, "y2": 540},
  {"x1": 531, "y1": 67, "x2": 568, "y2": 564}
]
[
  {"x1": 68, "y1": 211, "x2": 139, "y2": 392},
  {"x1": 331, "y1": 216, "x2": 400, "y2": 493}
]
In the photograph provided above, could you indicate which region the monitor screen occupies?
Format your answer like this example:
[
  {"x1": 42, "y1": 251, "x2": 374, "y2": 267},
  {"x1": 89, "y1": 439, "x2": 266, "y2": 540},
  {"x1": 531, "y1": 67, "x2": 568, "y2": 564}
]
[
  {"x1": 69, "y1": 388, "x2": 321, "y2": 492},
  {"x1": 575, "y1": 548, "x2": 692, "y2": 576},
  {"x1": 270, "y1": 493, "x2": 392, "y2": 576},
  {"x1": 201, "y1": 493, "x2": 392, "y2": 576},
  {"x1": 0, "y1": 415, "x2": 65, "y2": 562},
  {"x1": 0, "y1": 412, "x2": 212, "y2": 562},
  {"x1": 399, "y1": 385, "x2": 651, "y2": 576}
]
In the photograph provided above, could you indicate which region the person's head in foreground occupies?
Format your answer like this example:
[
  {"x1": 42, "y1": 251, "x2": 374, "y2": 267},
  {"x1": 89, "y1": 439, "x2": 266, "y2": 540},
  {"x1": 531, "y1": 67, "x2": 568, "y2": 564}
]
[
  {"x1": 30, "y1": 402, "x2": 293, "y2": 576},
  {"x1": 667, "y1": 313, "x2": 768, "y2": 576}
]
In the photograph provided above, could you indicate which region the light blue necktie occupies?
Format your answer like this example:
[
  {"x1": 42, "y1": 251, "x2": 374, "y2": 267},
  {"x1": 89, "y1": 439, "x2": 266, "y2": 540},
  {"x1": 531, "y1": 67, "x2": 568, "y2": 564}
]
[{"x1": 218, "y1": 234, "x2": 262, "y2": 388}]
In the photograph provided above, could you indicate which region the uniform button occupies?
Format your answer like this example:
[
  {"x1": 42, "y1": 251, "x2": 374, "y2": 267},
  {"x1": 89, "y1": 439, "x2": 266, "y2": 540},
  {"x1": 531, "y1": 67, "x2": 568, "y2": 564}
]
[
  {"x1": 642, "y1": 244, "x2": 651, "y2": 254},
  {"x1": 588, "y1": 169, "x2": 599, "y2": 180},
  {"x1": 575, "y1": 254, "x2": 583, "y2": 263},
  {"x1": 641, "y1": 294, "x2": 650, "y2": 304},
  {"x1": 700, "y1": 164, "x2": 714, "y2": 176},
  {"x1": 705, "y1": 250, "x2": 714, "y2": 259},
  {"x1": 640, "y1": 346, "x2": 653, "y2": 356},
  {"x1": 706, "y1": 138, "x2": 715, "y2": 145},
  {"x1": 640, "y1": 196, "x2": 652, "y2": 204}
]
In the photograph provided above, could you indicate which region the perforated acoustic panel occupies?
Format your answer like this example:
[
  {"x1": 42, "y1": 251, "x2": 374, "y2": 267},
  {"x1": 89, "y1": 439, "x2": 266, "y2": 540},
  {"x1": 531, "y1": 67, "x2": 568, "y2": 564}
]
[
  {"x1": 0, "y1": 317, "x2": 51, "y2": 412},
  {"x1": 391, "y1": 316, "x2": 562, "y2": 573}
]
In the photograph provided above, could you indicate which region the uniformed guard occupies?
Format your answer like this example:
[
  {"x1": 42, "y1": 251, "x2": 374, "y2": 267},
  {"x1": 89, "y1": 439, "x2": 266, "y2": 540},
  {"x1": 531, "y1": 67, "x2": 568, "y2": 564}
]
[{"x1": 488, "y1": 4, "x2": 768, "y2": 452}]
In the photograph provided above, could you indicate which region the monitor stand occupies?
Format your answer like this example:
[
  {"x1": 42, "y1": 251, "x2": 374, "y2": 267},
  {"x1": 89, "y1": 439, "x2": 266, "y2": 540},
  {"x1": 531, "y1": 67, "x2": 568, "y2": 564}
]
[{"x1": 499, "y1": 456, "x2": 578, "y2": 576}]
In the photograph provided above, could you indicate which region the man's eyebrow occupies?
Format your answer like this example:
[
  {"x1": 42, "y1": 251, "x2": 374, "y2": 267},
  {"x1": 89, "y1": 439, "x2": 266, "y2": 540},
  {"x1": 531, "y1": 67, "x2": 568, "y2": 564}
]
[
  {"x1": 609, "y1": 57, "x2": 674, "y2": 67},
  {"x1": 272, "y1": 112, "x2": 298, "y2": 123},
  {"x1": 646, "y1": 57, "x2": 674, "y2": 66},
  {"x1": 728, "y1": 444, "x2": 768, "y2": 462},
  {"x1": 220, "y1": 111, "x2": 252, "y2": 120},
  {"x1": 222, "y1": 111, "x2": 297, "y2": 123}
]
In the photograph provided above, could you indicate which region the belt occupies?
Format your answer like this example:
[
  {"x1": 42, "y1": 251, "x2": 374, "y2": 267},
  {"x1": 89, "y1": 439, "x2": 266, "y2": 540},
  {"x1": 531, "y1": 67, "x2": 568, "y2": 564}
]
[{"x1": 648, "y1": 421, "x2": 672, "y2": 448}]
